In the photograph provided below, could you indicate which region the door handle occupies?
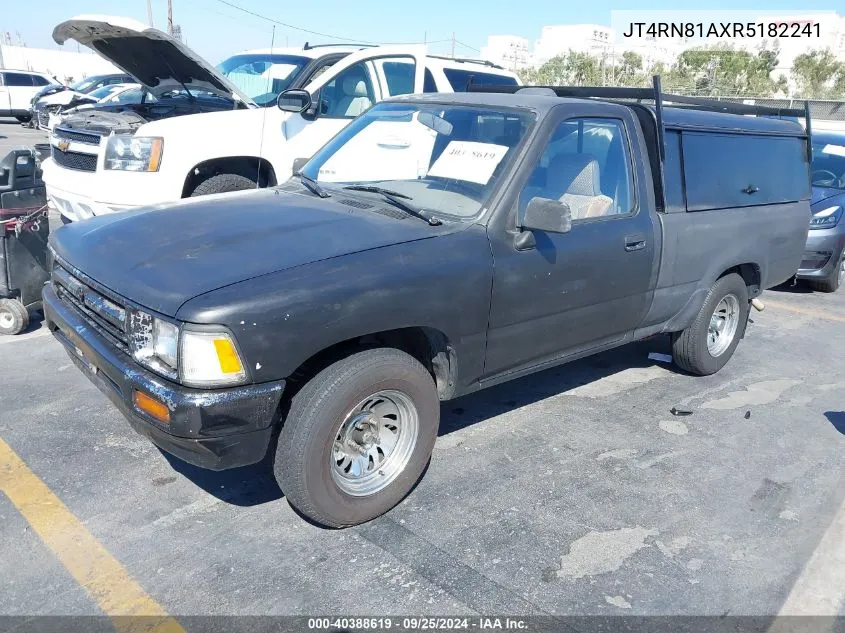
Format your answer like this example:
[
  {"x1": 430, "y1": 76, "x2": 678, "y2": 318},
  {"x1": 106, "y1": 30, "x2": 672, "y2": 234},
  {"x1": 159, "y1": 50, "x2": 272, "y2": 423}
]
[{"x1": 625, "y1": 235, "x2": 646, "y2": 252}]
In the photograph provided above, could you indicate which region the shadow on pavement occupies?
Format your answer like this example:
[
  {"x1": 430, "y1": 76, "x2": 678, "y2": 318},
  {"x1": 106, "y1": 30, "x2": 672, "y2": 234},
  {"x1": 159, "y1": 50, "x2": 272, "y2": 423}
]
[
  {"x1": 161, "y1": 447, "x2": 283, "y2": 507},
  {"x1": 439, "y1": 334, "x2": 677, "y2": 437},
  {"x1": 825, "y1": 411, "x2": 845, "y2": 435}
]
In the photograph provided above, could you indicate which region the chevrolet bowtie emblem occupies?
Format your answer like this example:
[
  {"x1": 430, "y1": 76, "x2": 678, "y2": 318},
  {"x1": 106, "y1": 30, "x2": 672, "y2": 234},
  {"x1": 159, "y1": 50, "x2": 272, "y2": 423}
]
[{"x1": 57, "y1": 140, "x2": 70, "y2": 152}]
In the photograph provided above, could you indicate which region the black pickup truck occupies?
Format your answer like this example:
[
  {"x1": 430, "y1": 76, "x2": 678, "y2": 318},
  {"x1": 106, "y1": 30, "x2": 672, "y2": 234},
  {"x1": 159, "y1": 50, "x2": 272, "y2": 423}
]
[{"x1": 44, "y1": 81, "x2": 811, "y2": 527}]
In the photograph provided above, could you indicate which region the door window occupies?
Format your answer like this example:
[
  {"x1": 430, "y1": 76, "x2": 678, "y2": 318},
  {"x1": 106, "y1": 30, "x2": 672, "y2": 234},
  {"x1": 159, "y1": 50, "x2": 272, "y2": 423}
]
[
  {"x1": 318, "y1": 62, "x2": 376, "y2": 118},
  {"x1": 31, "y1": 75, "x2": 50, "y2": 86},
  {"x1": 520, "y1": 118, "x2": 634, "y2": 221},
  {"x1": 378, "y1": 59, "x2": 417, "y2": 96},
  {"x1": 3, "y1": 73, "x2": 34, "y2": 87}
]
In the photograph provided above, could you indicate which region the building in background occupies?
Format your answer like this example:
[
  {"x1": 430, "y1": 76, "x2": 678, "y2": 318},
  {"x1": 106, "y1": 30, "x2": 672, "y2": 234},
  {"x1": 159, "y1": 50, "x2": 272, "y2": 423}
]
[
  {"x1": 480, "y1": 35, "x2": 531, "y2": 71},
  {"x1": 532, "y1": 24, "x2": 613, "y2": 66},
  {"x1": 0, "y1": 44, "x2": 119, "y2": 85}
]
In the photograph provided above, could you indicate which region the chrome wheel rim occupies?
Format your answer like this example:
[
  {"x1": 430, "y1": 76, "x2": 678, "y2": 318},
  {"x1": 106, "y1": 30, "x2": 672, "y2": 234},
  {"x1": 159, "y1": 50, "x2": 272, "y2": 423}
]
[
  {"x1": 708, "y1": 293, "x2": 740, "y2": 357},
  {"x1": 331, "y1": 390, "x2": 419, "y2": 497}
]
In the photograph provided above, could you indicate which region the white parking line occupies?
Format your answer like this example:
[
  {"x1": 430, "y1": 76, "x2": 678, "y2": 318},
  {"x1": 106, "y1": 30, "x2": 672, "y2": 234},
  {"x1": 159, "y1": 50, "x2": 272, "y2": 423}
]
[{"x1": 775, "y1": 496, "x2": 845, "y2": 616}]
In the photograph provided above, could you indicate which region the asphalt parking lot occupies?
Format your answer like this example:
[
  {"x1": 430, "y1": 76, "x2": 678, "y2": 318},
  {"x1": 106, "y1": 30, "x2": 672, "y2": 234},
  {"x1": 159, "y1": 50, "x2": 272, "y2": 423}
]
[{"x1": 1, "y1": 118, "x2": 845, "y2": 624}]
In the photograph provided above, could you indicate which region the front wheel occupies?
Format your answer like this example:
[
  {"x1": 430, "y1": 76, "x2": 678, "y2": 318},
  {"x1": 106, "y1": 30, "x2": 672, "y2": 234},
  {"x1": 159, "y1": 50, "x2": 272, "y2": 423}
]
[
  {"x1": 672, "y1": 273, "x2": 749, "y2": 376},
  {"x1": 189, "y1": 173, "x2": 257, "y2": 197},
  {"x1": 274, "y1": 348, "x2": 440, "y2": 528},
  {"x1": 16, "y1": 115, "x2": 32, "y2": 123}
]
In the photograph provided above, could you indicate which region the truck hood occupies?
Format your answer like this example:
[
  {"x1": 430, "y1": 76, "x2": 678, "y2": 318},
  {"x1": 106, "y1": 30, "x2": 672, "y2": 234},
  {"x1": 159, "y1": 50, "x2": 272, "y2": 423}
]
[
  {"x1": 53, "y1": 15, "x2": 255, "y2": 106},
  {"x1": 50, "y1": 188, "x2": 459, "y2": 317}
]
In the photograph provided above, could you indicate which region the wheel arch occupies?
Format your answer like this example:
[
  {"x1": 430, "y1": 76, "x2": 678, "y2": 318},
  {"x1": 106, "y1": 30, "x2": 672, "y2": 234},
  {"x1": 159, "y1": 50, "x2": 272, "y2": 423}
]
[
  {"x1": 182, "y1": 156, "x2": 278, "y2": 197},
  {"x1": 284, "y1": 326, "x2": 458, "y2": 404}
]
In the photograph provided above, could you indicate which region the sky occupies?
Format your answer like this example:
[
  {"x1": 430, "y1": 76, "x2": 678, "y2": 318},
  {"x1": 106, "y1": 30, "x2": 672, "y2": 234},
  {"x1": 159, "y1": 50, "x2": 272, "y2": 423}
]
[{"x1": 2, "y1": 0, "x2": 843, "y2": 64}]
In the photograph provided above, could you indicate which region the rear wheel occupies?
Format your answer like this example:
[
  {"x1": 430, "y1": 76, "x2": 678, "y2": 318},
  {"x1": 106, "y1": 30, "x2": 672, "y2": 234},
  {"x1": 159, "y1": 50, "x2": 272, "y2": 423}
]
[
  {"x1": 189, "y1": 173, "x2": 257, "y2": 197},
  {"x1": 808, "y1": 254, "x2": 844, "y2": 293},
  {"x1": 274, "y1": 348, "x2": 440, "y2": 528},
  {"x1": 0, "y1": 299, "x2": 29, "y2": 335},
  {"x1": 672, "y1": 273, "x2": 749, "y2": 376}
]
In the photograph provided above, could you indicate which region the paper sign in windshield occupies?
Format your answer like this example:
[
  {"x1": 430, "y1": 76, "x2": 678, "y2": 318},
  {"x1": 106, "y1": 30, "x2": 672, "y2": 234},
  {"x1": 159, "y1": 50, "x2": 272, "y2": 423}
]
[
  {"x1": 822, "y1": 144, "x2": 845, "y2": 158},
  {"x1": 428, "y1": 141, "x2": 509, "y2": 185}
]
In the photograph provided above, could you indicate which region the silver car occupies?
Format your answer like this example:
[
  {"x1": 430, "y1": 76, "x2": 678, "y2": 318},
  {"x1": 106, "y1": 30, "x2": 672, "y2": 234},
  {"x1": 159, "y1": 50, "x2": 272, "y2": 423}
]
[{"x1": 798, "y1": 130, "x2": 845, "y2": 292}]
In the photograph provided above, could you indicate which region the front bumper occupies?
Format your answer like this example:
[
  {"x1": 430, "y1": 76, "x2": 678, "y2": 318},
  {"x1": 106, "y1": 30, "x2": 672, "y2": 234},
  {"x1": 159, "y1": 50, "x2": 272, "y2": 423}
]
[
  {"x1": 43, "y1": 284, "x2": 285, "y2": 470},
  {"x1": 796, "y1": 227, "x2": 845, "y2": 280}
]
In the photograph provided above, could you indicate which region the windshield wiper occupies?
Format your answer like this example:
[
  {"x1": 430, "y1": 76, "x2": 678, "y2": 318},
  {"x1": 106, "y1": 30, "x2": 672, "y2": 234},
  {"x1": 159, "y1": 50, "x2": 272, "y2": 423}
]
[
  {"x1": 342, "y1": 185, "x2": 442, "y2": 226},
  {"x1": 298, "y1": 173, "x2": 331, "y2": 198}
]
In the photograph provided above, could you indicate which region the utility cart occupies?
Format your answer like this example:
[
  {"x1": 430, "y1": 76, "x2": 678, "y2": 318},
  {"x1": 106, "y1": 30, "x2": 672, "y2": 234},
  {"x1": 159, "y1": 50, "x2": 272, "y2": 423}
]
[{"x1": 0, "y1": 149, "x2": 50, "y2": 335}]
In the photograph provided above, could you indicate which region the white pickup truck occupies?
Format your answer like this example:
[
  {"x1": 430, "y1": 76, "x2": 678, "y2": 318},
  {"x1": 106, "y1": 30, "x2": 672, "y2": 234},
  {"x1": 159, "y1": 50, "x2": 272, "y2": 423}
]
[{"x1": 41, "y1": 15, "x2": 520, "y2": 222}]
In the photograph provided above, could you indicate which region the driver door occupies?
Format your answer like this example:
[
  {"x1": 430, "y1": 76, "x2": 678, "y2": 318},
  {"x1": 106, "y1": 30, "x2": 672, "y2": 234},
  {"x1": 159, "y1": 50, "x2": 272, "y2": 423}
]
[{"x1": 278, "y1": 46, "x2": 426, "y2": 178}]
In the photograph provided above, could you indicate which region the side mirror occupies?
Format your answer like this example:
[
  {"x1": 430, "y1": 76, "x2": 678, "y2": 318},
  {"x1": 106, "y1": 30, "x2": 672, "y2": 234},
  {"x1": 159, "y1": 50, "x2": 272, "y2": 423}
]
[
  {"x1": 521, "y1": 197, "x2": 572, "y2": 233},
  {"x1": 292, "y1": 157, "x2": 309, "y2": 174},
  {"x1": 277, "y1": 89, "x2": 312, "y2": 113}
]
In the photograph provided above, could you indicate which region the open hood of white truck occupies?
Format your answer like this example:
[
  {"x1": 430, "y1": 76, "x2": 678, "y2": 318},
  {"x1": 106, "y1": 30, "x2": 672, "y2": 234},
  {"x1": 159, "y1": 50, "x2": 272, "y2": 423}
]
[{"x1": 53, "y1": 15, "x2": 256, "y2": 106}]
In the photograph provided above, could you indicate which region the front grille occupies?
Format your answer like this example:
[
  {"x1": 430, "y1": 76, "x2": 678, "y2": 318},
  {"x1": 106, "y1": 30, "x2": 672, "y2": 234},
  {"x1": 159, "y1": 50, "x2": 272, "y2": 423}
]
[
  {"x1": 54, "y1": 126, "x2": 102, "y2": 146},
  {"x1": 51, "y1": 147, "x2": 97, "y2": 172},
  {"x1": 53, "y1": 263, "x2": 129, "y2": 351},
  {"x1": 37, "y1": 109, "x2": 50, "y2": 128}
]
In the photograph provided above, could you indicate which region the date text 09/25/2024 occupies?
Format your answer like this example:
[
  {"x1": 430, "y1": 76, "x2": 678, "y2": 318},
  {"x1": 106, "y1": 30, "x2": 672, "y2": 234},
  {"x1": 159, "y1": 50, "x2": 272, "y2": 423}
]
[{"x1": 307, "y1": 617, "x2": 528, "y2": 630}]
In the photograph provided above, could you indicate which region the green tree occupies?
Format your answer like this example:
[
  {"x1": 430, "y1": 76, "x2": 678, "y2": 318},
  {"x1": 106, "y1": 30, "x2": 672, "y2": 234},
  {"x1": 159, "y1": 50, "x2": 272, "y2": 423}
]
[
  {"x1": 663, "y1": 45, "x2": 786, "y2": 97},
  {"x1": 791, "y1": 49, "x2": 845, "y2": 99},
  {"x1": 518, "y1": 51, "x2": 602, "y2": 86}
]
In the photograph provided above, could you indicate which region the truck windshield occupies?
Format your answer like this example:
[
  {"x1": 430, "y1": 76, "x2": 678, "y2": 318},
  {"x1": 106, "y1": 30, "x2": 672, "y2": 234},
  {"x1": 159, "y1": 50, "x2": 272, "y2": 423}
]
[
  {"x1": 812, "y1": 140, "x2": 845, "y2": 190},
  {"x1": 301, "y1": 102, "x2": 534, "y2": 219},
  {"x1": 217, "y1": 53, "x2": 311, "y2": 106}
]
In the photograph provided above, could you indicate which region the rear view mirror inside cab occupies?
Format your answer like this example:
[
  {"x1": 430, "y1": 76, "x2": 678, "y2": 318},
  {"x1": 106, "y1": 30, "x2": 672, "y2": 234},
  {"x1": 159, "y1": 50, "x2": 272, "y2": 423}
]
[
  {"x1": 277, "y1": 89, "x2": 312, "y2": 113},
  {"x1": 418, "y1": 111, "x2": 453, "y2": 136}
]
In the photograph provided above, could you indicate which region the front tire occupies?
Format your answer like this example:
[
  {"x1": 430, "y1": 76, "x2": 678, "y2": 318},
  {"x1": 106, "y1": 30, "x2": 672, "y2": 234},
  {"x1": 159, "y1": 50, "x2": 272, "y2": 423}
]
[
  {"x1": 16, "y1": 115, "x2": 32, "y2": 123},
  {"x1": 0, "y1": 299, "x2": 29, "y2": 335},
  {"x1": 189, "y1": 173, "x2": 257, "y2": 197},
  {"x1": 672, "y1": 273, "x2": 749, "y2": 376},
  {"x1": 807, "y1": 253, "x2": 844, "y2": 293},
  {"x1": 274, "y1": 348, "x2": 440, "y2": 528}
]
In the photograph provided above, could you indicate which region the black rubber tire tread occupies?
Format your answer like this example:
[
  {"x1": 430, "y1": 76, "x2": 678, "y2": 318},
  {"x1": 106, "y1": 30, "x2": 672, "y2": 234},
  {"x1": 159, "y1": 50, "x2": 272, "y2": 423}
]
[
  {"x1": 672, "y1": 273, "x2": 749, "y2": 376},
  {"x1": 189, "y1": 173, "x2": 257, "y2": 197},
  {"x1": 16, "y1": 115, "x2": 31, "y2": 123},
  {"x1": 0, "y1": 299, "x2": 29, "y2": 335},
  {"x1": 807, "y1": 254, "x2": 843, "y2": 293},
  {"x1": 274, "y1": 348, "x2": 439, "y2": 528}
]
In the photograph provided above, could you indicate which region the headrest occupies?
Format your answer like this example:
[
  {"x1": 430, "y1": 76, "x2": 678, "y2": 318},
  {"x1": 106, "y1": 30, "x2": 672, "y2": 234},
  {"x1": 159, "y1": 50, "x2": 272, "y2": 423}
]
[
  {"x1": 342, "y1": 76, "x2": 368, "y2": 97},
  {"x1": 548, "y1": 153, "x2": 601, "y2": 196}
]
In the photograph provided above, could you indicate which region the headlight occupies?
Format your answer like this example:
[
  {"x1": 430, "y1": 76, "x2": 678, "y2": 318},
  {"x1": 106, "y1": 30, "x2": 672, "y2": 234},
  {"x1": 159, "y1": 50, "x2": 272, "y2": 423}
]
[
  {"x1": 104, "y1": 135, "x2": 163, "y2": 172},
  {"x1": 128, "y1": 310, "x2": 246, "y2": 387},
  {"x1": 180, "y1": 331, "x2": 246, "y2": 387},
  {"x1": 130, "y1": 310, "x2": 179, "y2": 378},
  {"x1": 810, "y1": 206, "x2": 842, "y2": 230}
]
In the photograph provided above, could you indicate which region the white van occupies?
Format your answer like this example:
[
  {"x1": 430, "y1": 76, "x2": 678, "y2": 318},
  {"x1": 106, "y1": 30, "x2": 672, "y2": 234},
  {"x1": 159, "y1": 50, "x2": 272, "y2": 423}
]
[
  {"x1": 41, "y1": 15, "x2": 520, "y2": 222},
  {"x1": 0, "y1": 70, "x2": 56, "y2": 123}
]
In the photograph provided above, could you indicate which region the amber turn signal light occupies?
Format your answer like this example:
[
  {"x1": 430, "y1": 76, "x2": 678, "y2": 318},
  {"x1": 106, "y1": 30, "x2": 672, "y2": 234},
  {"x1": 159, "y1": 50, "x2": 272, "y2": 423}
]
[{"x1": 133, "y1": 390, "x2": 170, "y2": 424}]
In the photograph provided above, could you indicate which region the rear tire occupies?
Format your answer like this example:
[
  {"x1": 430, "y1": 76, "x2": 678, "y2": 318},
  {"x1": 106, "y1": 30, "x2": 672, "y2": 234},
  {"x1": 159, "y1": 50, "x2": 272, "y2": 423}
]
[
  {"x1": 189, "y1": 173, "x2": 257, "y2": 197},
  {"x1": 672, "y1": 273, "x2": 749, "y2": 376},
  {"x1": 274, "y1": 348, "x2": 440, "y2": 528},
  {"x1": 0, "y1": 299, "x2": 29, "y2": 335},
  {"x1": 808, "y1": 254, "x2": 844, "y2": 293}
]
